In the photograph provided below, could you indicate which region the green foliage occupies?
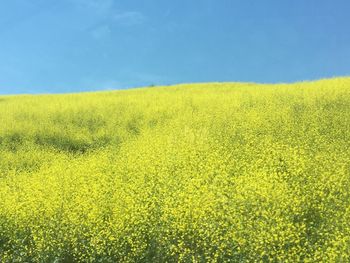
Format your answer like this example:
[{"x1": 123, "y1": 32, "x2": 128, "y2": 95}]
[{"x1": 0, "y1": 78, "x2": 350, "y2": 262}]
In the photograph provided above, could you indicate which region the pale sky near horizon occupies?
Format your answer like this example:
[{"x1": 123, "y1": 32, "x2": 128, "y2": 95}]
[{"x1": 0, "y1": 0, "x2": 350, "y2": 94}]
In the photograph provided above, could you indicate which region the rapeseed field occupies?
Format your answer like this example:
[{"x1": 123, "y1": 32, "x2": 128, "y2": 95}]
[{"x1": 0, "y1": 77, "x2": 350, "y2": 262}]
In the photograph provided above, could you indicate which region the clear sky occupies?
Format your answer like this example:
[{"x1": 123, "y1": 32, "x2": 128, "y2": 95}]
[{"x1": 0, "y1": 0, "x2": 350, "y2": 94}]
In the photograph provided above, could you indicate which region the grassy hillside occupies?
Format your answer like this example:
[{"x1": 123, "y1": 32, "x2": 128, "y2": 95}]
[{"x1": 0, "y1": 78, "x2": 350, "y2": 262}]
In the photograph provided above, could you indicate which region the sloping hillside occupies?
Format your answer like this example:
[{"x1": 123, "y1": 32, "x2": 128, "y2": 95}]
[{"x1": 1, "y1": 78, "x2": 350, "y2": 262}]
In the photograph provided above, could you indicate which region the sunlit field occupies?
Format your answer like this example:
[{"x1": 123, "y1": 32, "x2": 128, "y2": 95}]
[{"x1": 0, "y1": 77, "x2": 349, "y2": 262}]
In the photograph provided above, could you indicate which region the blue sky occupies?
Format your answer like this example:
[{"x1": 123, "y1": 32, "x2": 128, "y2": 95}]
[{"x1": 0, "y1": 0, "x2": 350, "y2": 94}]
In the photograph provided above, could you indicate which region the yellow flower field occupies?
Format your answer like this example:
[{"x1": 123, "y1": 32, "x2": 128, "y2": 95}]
[{"x1": 0, "y1": 77, "x2": 349, "y2": 262}]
